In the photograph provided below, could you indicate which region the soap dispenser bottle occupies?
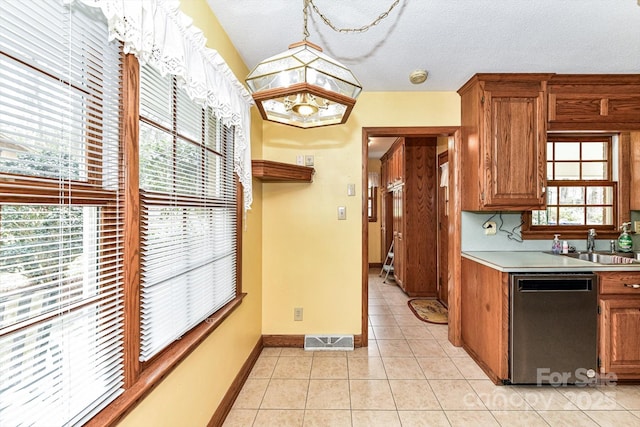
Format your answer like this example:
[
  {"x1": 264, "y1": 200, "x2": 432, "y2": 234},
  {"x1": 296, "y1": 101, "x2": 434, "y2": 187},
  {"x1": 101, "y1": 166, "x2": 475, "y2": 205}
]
[
  {"x1": 618, "y1": 222, "x2": 633, "y2": 253},
  {"x1": 552, "y1": 234, "x2": 562, "y2": 254}
]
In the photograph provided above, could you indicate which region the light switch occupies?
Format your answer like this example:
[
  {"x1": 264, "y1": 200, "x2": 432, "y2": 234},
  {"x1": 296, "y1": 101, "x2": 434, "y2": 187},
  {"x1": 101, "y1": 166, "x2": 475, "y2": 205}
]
[
  {"x1": 296, "y1": 155, "x2": 304, "y2": 165},
  {"x1": 337, "y1": 206, "x2": 347, "y2": 220},
  {"x1": 347, "y1": 183, "x2": 355, "y2": 196},
  {"x1": 305, "y1": 155, "x2": 314, "y2": 166}
]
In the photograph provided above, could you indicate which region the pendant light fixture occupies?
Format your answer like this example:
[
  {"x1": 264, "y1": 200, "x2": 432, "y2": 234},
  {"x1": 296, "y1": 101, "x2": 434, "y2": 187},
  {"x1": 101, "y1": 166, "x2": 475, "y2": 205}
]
[{"x1": 246, "y1": 0, "x2": 400, "y2": 129}]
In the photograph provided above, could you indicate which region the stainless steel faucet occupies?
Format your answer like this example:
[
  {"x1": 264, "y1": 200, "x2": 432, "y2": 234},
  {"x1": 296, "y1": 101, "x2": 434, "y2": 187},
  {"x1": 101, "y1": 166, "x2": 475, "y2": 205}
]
[{"x1": 587, "y1": 228, "x2": 597, "y2": 253}]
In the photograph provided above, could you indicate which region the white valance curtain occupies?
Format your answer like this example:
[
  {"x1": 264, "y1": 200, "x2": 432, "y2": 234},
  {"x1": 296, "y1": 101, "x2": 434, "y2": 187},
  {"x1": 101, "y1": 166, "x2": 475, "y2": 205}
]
[{"x1": 65, "y1": 0, "x2": 254, "y2": 210}]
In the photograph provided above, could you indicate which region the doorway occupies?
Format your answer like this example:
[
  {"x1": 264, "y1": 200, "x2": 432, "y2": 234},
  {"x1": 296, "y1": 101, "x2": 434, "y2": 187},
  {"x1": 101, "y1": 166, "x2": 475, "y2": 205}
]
[{"x1": 361, "y1": 127, "x2": 460, "y2": 347}]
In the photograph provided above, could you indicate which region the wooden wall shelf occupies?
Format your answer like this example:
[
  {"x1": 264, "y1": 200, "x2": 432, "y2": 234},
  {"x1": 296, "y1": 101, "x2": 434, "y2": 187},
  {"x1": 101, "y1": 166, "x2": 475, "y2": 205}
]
[{"x1": 252, "y1": 160, "x2": 314, "y2": 182}]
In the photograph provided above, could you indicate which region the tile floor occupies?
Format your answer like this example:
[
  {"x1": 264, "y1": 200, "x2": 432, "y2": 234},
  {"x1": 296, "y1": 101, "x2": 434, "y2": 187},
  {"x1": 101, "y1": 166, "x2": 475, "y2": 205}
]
[{"x1": 223, "y1": 271, "x2": 640, "y2": 426}]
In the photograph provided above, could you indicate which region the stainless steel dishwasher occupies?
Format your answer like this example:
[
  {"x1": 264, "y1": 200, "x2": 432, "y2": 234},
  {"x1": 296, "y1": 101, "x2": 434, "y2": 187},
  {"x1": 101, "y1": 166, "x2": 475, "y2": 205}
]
[{"x1": 510, "y1": 273, "x2": 597, "y2": 385}]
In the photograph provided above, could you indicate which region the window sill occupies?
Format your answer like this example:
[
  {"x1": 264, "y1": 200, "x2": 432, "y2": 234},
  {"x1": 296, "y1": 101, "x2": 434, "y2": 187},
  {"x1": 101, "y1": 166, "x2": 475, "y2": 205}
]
[
  {"x1": 85, "y1": 293, "x2": 246, "y2": 427},
  {"x1": 521, "y1": 230, "x2": 621, "y2": 240}
]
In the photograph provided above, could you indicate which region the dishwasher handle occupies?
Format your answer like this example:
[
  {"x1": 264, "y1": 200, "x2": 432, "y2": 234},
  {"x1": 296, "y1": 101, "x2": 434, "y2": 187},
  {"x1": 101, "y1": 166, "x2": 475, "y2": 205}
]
[{"x1": 515, "y1": 276, "x2": 594, "y2": 292}]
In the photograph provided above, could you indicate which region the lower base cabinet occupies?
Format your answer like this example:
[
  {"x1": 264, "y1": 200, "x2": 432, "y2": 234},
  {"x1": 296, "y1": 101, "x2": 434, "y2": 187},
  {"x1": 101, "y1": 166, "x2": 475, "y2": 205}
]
[
  {"x1": 460, "y1": 258, "x2": 509, "y2": 384},
  {"x1": 597, "y1": 272, "x2": 640, "y2": 381}
]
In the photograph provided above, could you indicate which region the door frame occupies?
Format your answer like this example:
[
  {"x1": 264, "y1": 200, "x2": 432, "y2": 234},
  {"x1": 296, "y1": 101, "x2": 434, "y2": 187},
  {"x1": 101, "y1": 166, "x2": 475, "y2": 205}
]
[
  {"x1": 437, "y1": 150, "x2": 449, "y2": 306},
  {"x1": 361, "y1": 127, "x2": 461, "y2": 347}
]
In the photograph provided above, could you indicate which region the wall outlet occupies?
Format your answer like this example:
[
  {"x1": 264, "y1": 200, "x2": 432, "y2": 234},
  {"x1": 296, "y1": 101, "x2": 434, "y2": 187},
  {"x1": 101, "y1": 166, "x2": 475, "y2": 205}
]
[
  {"x1": 484, "y1": 221, "x2": 497, "y2": 235},
  {"x1": 294, "y1": 307, "x2": 303, "y2": 321},
  {"x1": 305, "y1": 155, "x2": 314, "y2": 167},
  {"x1": 338, "y1": 206, "x2": 347, "y2": 220}
]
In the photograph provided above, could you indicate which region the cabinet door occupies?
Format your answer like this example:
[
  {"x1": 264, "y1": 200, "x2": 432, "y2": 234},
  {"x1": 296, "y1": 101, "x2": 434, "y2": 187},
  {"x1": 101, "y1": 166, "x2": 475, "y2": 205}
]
[
  {"x1": 396, "y1": 143, "x2": 405, "y2": 183},
  {"x1": 482, "y1": 88, "x2": 546, "y2": 209},
  {"x1": 599, "y1": 297, "x2": 640, "y2": 379},
  {"x1": 548, "y1": 76, "x2": 640, "y2": 131},
  {"x1": 380, "y1": 191, "x2": 393, "y2": 260},
  {"x1": 392, "y1": 187, "x2": 404, "y2": 288},
  {"x1": 380, "y1": 157, "x2": 388, "y2": 191}
]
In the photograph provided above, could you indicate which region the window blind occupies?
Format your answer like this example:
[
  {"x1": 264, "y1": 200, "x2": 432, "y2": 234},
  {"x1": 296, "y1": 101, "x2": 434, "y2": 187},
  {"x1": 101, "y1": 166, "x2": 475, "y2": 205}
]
[
  {"x1": 0, "y1": 0, "x2": 124, "y2": 425},
  {"x1": 139, "y1": 65, "x2": 237, "y2": 362}
]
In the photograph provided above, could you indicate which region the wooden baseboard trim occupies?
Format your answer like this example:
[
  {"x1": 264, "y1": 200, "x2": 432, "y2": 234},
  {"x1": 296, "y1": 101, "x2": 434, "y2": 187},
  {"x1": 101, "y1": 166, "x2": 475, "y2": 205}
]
[
  {"x1": 368, "y1": 263, "x2": 382, "y2": 269},
  {"x1": 262, "y1": 334, "x2": 305, "y2": 347},
  {"x1": 208, "y1": 337, "x2": 264, "y2": 427},
  {"x1": 354, "y1": 334, "x2": 363, "y2": 348}
]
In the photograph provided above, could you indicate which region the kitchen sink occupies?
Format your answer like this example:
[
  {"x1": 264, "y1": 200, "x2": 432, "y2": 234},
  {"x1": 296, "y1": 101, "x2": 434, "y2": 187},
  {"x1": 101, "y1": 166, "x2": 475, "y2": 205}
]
[{"x1": 561, "y1": 252, "x2": 639, "y2": 265}]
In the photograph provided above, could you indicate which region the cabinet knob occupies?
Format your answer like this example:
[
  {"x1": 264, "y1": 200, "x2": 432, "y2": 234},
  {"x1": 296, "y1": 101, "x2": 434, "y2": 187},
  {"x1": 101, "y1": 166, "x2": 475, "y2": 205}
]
[{"x1": 623, "y1": 283, "x2": 640, "y2": 289}]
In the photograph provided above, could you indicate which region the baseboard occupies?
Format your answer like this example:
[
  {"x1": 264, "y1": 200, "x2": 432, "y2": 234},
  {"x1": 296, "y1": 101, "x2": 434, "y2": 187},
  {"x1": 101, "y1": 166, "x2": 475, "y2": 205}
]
[
  {"x1": 208, "y1": 336, "x2": 263, "y2": 427},
  {"x1": 369, "y1": 263, "x2": 382, "y2": 269},
  {"x1": 262, "y1": 334, "x2": 305, "y2": 347}
]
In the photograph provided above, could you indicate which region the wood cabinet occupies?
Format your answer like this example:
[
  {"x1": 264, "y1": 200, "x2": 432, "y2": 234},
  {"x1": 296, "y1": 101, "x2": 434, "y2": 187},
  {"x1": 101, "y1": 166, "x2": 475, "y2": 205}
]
[
  {"x1": 458, "y1": 74, "x2": 550, "y2": 211},
  {"x1": 597, "y1": 271, "x2": 640, "y2": 380},
  {"x1": 548, "y1": 75, "x2": 640, "y2": 131},
  {"x1": 380, "y1": 137, "x2": 438, "y2": 297},
  {"x1": 380, "y1": 137, "x2": 404, "y2": 188},
  {"x1": 392, "y1": 185, "x2": 404, "y2": 286},
  {"x1": 629, "y1": 132, "x2": 640, "y2": 210},
  {"x1": 460, "y1": 258, "x2": 509, "y2": 384}
]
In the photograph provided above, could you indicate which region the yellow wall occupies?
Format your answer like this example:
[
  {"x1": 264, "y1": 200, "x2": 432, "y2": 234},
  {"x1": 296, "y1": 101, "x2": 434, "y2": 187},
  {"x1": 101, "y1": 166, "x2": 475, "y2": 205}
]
[
  {"x1": 261, "y1": 92, "x2": 460, "y2": 335},
  {"x1": 367, "y1": 159, "x2": 382, "y2": 264},
  {"x1": 117, "y1": 1, "x2": 461, "y2": 422},
  {"x1": 117, "y1": 1, "x2": 264, "y2": 426}
]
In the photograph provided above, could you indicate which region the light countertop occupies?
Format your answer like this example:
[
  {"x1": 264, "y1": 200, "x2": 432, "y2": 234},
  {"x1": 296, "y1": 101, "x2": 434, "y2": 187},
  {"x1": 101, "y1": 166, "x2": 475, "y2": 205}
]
[{"x1": 462, "y1": 251, "x2": 640, "y2": 273}]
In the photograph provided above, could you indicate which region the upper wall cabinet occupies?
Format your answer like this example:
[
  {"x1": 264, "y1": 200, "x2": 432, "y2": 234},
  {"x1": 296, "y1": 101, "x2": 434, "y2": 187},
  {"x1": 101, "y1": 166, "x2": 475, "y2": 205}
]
[
  {"x1": 548, "y1": 75, "x2": 640, "y2": 131},
  {"x1": 458, "y1": 74, "x2": 551, "y2": 211},
  {"x1": 380, "y1": 137, "x2": 404, "y2": 189}
]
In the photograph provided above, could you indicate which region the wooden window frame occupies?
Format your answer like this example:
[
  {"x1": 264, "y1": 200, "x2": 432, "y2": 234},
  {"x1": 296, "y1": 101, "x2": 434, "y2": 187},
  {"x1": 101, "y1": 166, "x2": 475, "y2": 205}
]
[
  {"x1": 522, "y1": 133, "x2": 630, "y2": 240},
  {"x1": 368, "y1": 186, "x2": 378, "y2": 222},
  {"x1": 85, "y1": 55, "x2": 245, "y2": 426}
]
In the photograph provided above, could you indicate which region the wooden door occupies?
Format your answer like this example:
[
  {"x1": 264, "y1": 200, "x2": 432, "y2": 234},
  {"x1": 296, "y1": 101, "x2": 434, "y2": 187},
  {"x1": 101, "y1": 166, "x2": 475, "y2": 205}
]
[{"x1": 437, "y1": 151, "x2": 449, "y2": 306}]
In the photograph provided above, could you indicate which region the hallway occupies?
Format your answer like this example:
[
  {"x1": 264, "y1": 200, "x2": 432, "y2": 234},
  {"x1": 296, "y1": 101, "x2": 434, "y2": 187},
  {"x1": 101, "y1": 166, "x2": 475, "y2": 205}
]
[{"x1": 223, "y1": 271, "x2": 640, "y2": 426}]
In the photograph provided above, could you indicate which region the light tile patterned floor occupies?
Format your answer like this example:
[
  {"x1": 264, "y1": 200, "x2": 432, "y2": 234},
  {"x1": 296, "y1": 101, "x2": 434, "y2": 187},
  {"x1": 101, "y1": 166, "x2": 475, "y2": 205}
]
[{"x1": 224, "y1": 271, "x2": 640, "y2": 426}]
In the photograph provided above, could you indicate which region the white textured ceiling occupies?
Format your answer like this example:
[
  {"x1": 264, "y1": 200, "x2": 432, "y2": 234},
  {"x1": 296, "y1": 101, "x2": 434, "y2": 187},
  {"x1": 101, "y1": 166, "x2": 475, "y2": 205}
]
[{"x1": 206, "y1": 0, "x2": 640, "y2": 92}]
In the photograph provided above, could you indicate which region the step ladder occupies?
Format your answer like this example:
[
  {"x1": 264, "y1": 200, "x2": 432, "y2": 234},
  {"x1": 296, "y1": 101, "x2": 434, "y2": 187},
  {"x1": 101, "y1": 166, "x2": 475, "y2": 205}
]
[{"x1": 379, "y1": 241, "x2": 394, "y2": 283}]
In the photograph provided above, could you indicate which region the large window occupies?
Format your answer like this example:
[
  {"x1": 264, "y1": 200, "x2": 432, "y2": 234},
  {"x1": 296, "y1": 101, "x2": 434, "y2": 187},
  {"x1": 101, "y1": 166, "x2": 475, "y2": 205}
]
[
  {"x1": 138, "y1": 66, "x2": 238, "y2": 362},
  {"x1": 524, "y1": 134, "x2": 621, "y2": 238},
  {"x1": 0, "y1": 1, "x2": 243, "y2": 425},
  {"x1": 0, "y1": 1, "x2": 124, "y2": 424}
]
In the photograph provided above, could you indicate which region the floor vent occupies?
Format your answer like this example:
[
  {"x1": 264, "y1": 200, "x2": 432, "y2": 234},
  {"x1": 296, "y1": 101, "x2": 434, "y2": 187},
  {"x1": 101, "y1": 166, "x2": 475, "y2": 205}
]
[{"x1": 304, "y1": 335, "x2": 354, "y2": 351}]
